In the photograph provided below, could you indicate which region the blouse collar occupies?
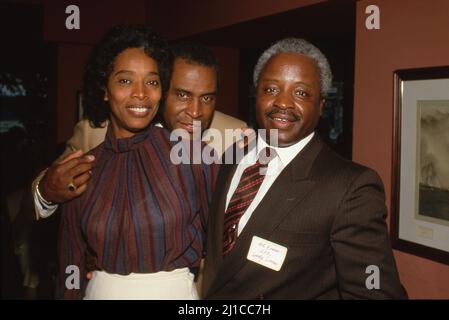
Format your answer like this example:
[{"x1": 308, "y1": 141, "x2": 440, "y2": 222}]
[{"x1": 104, "y1": 123, "x2": 154, "y2": 153}]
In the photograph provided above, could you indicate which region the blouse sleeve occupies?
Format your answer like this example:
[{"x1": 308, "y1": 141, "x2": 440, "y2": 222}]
[{"x1": 56, "y1": 196, "x2": 87, "y2": 299}]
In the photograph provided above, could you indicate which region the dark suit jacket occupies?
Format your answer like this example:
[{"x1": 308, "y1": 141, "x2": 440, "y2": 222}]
[{"x1": 203, "y1": 134, "x2": 406, "y2": 299}]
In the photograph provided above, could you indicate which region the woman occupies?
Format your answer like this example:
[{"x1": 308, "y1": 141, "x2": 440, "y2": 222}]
[{"x1": 57, "y1": 25, "x2": 217, "y2": 299}]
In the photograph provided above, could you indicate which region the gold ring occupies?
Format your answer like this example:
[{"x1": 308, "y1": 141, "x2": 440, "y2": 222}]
[{"x1": 68, "y1": 182, "x2": 77, "y2": 192}]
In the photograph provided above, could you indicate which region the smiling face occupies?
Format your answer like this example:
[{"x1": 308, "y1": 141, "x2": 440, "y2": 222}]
[
  {"x1": 255, "y1": 52, "x2": 324, "y2": 147},
  {"x1": 104, "y1": 47, "x2": 161, "y2": 139},
  {"x1": 162, "y1": 58, "x2": 217, "y2": 135}
]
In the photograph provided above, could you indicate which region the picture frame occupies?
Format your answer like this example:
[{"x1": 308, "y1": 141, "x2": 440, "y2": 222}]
[{"x1": 391, "y1": 66, "x2": 449, "y2": 265}]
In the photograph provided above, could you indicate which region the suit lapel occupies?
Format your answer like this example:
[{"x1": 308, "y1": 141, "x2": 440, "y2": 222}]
[
  {"x1": 208, "y1": 135, "x2": 324, "y2": 296},
  {"x1": 211, "y1": 162, "x2": 238, "y2": 256},
  {"x1": 203, "y1": 148, "x2": 242, "y2": 295}
]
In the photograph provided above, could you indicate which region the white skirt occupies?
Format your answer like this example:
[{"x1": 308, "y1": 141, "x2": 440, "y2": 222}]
[{"x1": 84, "y1": 268, "x2": 199, "y2": 300}]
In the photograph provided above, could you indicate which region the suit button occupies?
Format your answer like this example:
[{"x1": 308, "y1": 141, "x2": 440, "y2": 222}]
[{"x1": 258, "y1": 294, "x2": 264, "y2": 300}]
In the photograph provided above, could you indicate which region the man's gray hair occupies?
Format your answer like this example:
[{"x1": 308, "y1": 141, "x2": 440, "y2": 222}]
[{"x1": 253, "y1": 38, "x2": 333, "y2": 96}]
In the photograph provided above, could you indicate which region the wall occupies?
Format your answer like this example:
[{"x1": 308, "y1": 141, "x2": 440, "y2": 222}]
[
  {"x1": 209, "y1": 47, "x2": 240, "y2": 118},
  {"x1": 147, "y1": 0, "x2": 324, "y2": 40},
  {"x1": 43, "y1": 0, "x2": 147, "y2": 143},
  {"x1": 56, "y1": 44, "x2": 91, "y2": 144},
  {"x1": 44, "y1": 0, "x2": 147, "y2": 45},
  {"x1": 353, "y1": 0, "x2": 449, "y2": 298}
]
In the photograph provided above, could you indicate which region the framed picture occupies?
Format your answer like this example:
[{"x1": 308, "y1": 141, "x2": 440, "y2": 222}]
[{"x1": 391, "y1": 66, "x2": 449, "y2": 265}]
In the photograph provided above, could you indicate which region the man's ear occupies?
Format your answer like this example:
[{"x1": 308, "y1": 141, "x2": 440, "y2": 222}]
[
  {"x1": 319, "y1": 99, "x2": 325, "y2": 115},
  {"x1": 103, "y1": 88, "x2": 108, "y2": 101}
]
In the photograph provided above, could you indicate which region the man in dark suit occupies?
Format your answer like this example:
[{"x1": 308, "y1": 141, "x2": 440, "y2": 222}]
[{"x1": 202, "y1": 38, "x2": 406, "y2": 299}]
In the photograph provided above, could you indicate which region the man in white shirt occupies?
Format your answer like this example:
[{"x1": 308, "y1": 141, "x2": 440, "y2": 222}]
[{"x1": 202, "y1": 38, "x2": 406, "y2": 299}]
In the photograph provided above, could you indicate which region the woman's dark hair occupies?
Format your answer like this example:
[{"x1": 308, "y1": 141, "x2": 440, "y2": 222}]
[{"x1": 82, "y1": 24, "x2": 172, "y2": 127}]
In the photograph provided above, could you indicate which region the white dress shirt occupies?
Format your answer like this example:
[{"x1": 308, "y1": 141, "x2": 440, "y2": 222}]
[{"x1": 225, "y1": 132, "x2": 315, "y2": 236}]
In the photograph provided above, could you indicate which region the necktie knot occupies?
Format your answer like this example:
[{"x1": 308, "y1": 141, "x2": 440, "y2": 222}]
[{"x1": 258, "y1": 147, "x2": 277, "y2": 165}]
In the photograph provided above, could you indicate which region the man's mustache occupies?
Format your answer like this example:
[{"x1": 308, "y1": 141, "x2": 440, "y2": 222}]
[{"x1": 265, "y1": 108, "x2": 300, "y2": 121}]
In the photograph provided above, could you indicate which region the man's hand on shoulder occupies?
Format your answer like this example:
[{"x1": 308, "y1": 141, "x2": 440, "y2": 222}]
[{"x1": 39, "y1": 150, "x2": 95, "y2": 203}]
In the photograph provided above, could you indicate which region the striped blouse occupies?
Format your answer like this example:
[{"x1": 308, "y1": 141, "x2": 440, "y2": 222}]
[{"x1": 57, "y1": 124, "x2": 218, "y2": 299}]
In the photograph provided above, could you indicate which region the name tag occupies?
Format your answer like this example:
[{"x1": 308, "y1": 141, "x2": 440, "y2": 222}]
[{"x1": 247, "y1": 236, "x2": 287, "y2": 271}]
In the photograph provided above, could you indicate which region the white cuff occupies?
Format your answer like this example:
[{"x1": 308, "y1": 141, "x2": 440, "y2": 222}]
[
  {"x1": 33, "y1": 170, "x2": 58, "y2": 219},
  {"x1": 33, "y1": 190, "x2": 58, "y2": 218}
]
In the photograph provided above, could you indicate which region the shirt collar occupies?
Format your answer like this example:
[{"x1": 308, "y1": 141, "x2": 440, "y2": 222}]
[{"x1": 256, "y1": 131, "x2": 315, "y2": 167}]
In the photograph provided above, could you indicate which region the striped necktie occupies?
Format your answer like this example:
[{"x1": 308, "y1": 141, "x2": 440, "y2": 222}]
[{"x1": 222, "y1": 147, "x2": 277, "y2": 256}]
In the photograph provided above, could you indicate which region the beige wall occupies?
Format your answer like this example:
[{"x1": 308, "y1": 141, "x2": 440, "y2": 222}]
[{"x1": 353, "y1": 0, "x2": 449, "y2": 298}]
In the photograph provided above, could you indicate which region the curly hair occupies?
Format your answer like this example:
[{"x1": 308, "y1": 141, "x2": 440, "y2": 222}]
[
  {"x1": 253, "y1": 38, "x2": 333, "y2": 97},
  {"x1": 82, "y1": 24, "x2": 172, "y2": 127}
]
